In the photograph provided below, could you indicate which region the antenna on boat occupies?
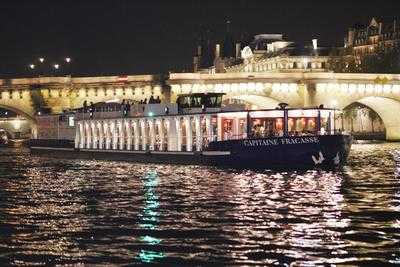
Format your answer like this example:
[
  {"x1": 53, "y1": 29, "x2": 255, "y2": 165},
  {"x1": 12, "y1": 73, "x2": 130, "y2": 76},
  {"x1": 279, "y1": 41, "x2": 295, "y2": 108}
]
[{"x1": 278, "y1": 103, "x2": 289, "y2": 109}]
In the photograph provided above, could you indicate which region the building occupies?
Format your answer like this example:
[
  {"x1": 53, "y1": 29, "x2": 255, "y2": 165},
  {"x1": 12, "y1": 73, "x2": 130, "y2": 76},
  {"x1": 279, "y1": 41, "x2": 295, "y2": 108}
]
[
  {"x1": 344, "y1": 17, "x2": 400, "y2": 57},
  {"x1": 193, "y1": 21, "x2": 242, "y2": 73},
  {"x1": 193, "y1": 29, "x2": 334, "y2": 74},
  {"x1": 224, "y1": 35, "x2": 333, "y2": 73}
]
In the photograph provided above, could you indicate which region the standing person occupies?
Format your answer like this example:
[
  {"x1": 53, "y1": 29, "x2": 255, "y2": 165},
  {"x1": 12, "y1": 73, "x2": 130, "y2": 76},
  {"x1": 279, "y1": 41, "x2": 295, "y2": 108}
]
[
  {"x1": 143, "y1": 98, "x2": 147, "y2": 104},
  {"x1": 83, "y1": 100, "x2": 88, "y2": 113},
  {"x1": 149, "y1": 95, "x2": 155, "y2": 104},
  {"x1": 89, "y1": 102, "x2": 94, "y2": 118},
  {"x1": 155, "y1": 95, "x2": 161, "y2": 103}
]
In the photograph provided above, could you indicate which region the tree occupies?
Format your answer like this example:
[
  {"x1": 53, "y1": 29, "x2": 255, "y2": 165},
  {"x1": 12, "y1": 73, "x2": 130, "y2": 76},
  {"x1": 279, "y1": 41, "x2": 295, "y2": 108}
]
[
  {"x1": 368, "y1": 109, "x2": 379, "y2": 133},
  {"x1": 29, "y1": 85, "x2": 46, "y2": 113},
  {"x1": 329, "y1": 43, "x2": 400, "y2": 74},
  {"x1": 359, "y1": 43, "x2": 400, "y2": 73},
  {"x1": 327, "y1": 47, "x2": 360, "y2": 73},
  {"x1": 343, "y1": 107, "x2": 358, "y2": 132}
]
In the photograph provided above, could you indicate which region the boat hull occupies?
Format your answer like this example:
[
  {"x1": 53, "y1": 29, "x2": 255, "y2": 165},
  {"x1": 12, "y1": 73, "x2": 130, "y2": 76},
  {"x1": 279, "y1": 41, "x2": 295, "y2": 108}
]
[
  {"x1": 207, "y1": 135, "x2": 352, "y2": 169},
  {"x1": 30, "y1": 135, "x2": 352, "y2": 170}
]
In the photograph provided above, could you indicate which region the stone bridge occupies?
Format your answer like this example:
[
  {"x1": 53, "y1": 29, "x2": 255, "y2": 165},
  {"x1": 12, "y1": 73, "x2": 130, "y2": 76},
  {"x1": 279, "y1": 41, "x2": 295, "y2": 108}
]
[
  {"x1": 0, "y1": 118, "x2": 31, "y2": 138},
  {"x1": 0, "y1": 74, "x2": 166, "y2": 122},
  {"x1": 1, "y1": 72, "x2": 400, "y2": 141},
  {"x1": 168, "y1": 72, "x2": 400, "y2": 141}
]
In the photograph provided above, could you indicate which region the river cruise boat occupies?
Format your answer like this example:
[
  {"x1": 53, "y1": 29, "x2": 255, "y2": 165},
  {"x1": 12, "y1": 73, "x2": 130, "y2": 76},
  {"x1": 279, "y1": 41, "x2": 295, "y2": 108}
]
[{"x1": 31, "y1": 93, "x2": 352, "y2": 169}]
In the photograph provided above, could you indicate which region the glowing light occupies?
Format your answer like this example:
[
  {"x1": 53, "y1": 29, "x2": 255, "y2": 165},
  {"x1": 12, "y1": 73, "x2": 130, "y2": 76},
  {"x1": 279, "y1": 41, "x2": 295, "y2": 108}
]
[
  {"x1": 272, "y1": 83, "x2": 280, "y2": 93},
  {"x1": 65, "y1": 57, "x2": 71, "y2": 63},
  {"x1": 136, "y1": 170, "x2": 165, "y2": 263},
  {"x1": 383, "y1": 84, "x2": 392, "y2": 94},
  {"x1": 54, "y1": 64, "x2": 60, "y2": 70},
  {"x1": 29, "y1": 64, "x2": 35, "y2": 69},
  {"x1": 357, "y1": 84, "x2": 366, "y2": 94},
  {"x1": 366, "y1": 84, "x2": 374, "y2": 94},
  {"x1": 39, "y1": 57, "x2": 44, "y2": 63},
  {"x1": 288, "y1": 109, "x2": 319, "y2": 118},
  {"x1": 349, "y1": 84, "x2": 357, "y2": 94},
  {"x1": 138, "y1": 250, "x2": 165, "y2": 263},
  {"x1": 251, "y1": 110, "x2": 284, "y2": 118},
  {"x1": 256, "y1": 82, "x2": 263, "y2": 92},
  {"x1": 289, "y1": 83, "x2": 298, "y2": 93},
  {"x1": 393, "y1": 85, "x2": 400, "y2": 94},
  {"x1": 223, "y1": 83, "x2": 230, "y2": 93},
  {"x1": 303, "y1": 58, "x2": 309, "y2": 69},
  {"x1": 12, "y1": 119, "x2": 21, "y2": 130},
  {"x1": 312, "y1": 39, "x2": 318, "y2": 50},
  {"x1": 316, "y1": 83, "x2": 327, "y2": 92},
  {"x1": 340, "y1": 83, "x2": 349, "y2": 94}
]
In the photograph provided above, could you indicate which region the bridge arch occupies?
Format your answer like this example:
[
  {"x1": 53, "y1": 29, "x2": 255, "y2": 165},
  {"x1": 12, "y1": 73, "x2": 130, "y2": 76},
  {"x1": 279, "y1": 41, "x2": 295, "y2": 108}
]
[
  {"x1": 224, "y1": 94, "x2": 282, "y2": 109},
  {"x1": 0, "y1": 104, "x2": 37, "y2": 138},
  {"x1": 0, "y1": 104, "x2": 36, "y2": 122},
  {"x1": 341, "y1": 96, "x2": 400, "y2": 141}
]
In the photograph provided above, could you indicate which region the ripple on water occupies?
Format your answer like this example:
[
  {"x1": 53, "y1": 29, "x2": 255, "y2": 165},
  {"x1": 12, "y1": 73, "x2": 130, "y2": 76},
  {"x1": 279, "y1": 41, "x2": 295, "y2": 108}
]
[{"x1": 0, "y1": 144, "x2": 399, "y2": 266}]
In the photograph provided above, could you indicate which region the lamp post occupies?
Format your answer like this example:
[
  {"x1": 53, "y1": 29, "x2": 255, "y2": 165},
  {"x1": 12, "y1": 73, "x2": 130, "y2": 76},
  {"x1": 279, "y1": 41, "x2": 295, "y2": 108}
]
[
  {"x1": 65, "y1": 57, "x2": 71, "y2": 76},
  {"x1": 38, "y1": 57, "x2": 45, "y2": 76},
  {"x1": 28, "y1": 64, "x2": 36, "y2": 77},
  {"x1": 53, "y1": 63, "x2": 60, "y2": 76}
]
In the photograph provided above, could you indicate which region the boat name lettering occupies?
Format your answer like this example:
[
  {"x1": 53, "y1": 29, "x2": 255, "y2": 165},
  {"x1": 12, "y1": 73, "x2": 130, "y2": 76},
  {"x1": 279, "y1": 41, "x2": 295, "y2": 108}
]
[{"x1": 243, "y1": 137, "x2": 319, "y2": 147}]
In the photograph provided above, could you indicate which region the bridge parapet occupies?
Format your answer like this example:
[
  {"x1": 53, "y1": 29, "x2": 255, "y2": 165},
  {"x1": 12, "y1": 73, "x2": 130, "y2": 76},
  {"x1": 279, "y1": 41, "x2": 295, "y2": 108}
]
[
  {"x1": 0, "y1": 75, "x2": 166, "y2": 119},
  {"x1": 169, "y1": 72, "x2": 400, "y2": 84}
]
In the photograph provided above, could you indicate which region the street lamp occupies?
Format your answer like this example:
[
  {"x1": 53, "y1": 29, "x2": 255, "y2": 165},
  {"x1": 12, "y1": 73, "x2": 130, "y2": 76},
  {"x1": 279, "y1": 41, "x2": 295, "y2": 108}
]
[
  {"x1": 65, "y1": 57, "x2": 72, "y2": 76},
  {"x1": 53, "y1": 63, "x2": 60, "y2": 76},
  {"x1": 38, "y1": 57, "x2": 45, "y2": 76},
  {"x1": 28, "y1": 64, "x2": 36, "y2": 77}
]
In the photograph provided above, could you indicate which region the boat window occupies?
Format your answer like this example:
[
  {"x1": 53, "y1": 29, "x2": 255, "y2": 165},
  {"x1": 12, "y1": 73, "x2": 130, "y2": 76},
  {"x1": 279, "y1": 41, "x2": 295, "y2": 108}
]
[
  {"x1": 177, "y1": 94, "x2": 224, "y2": 110},
  {"x1": 206, "y1": 95, "x2": 223, "y2": 108},
  {"x1": 250, "y1": 117, "x2": 284, "y2": 138},
  {"x1": 221, "y1": 118, "x2": 233, "y2": 140},
  {"x1": 288, "y1": 117, "x2": 317, "y2": 136}
]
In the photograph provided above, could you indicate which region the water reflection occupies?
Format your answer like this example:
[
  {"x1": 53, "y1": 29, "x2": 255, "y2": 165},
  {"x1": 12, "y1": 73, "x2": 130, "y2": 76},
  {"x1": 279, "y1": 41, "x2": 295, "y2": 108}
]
[
  {"x1": 137, "y1": 170, "x2": 165, "y2": 263},
  {"x1": 0, "y1": 144, "x2": 399, "y2": 265}
]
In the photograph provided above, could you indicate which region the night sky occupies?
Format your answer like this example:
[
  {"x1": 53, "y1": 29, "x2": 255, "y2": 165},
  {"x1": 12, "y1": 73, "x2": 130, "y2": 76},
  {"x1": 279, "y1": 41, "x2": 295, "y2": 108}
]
[{"x1": 0, "y1": 0, "x2": 399, "y2": 78}]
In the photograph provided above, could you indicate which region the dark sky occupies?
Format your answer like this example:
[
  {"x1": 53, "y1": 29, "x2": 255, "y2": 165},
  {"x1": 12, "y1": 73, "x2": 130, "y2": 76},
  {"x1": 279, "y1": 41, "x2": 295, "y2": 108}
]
[{"x1": 0, "y1": 0, "x2": 399, "y2": 78}]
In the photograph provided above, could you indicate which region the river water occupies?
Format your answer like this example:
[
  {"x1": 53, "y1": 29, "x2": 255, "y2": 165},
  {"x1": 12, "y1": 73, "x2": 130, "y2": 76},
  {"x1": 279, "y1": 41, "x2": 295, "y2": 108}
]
[{"x1": 0, "y1": 143, "x2": 399, "y2": 266}]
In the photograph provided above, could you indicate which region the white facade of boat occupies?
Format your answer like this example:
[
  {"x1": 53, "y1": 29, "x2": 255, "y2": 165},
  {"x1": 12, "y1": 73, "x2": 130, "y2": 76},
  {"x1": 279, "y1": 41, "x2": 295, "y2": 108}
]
[
  {"x1": 75, "y1": 113, "x2": 218, "y2": 152},
  {"x1": 74, "y1": 105, "x2": 338, "y2": 153}
]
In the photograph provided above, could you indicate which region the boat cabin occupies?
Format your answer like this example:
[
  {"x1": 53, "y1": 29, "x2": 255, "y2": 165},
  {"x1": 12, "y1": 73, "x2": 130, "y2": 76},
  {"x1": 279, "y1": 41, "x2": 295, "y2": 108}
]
[
  {"x1": 74, "y1": 94, "x2": 343, "y2": 152},
  {"x1": 176, "y1": 93, "x2": 224, "y2": 113}
]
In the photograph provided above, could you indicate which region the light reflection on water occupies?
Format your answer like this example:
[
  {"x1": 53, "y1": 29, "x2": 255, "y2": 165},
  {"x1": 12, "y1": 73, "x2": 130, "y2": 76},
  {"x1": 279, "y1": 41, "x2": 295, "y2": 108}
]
[
  {"x1": 0, "y1": 143, "x2": 399, "y2": 266},
  {"x1": 137, "y1": 170, "x2": 165, "y2": 263}
]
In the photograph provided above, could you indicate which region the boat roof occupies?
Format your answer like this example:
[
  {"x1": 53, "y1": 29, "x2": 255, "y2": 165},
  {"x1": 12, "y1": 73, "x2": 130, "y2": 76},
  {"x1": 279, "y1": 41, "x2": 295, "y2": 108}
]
[
  {"x1": 75, "y1": 106, "x2": 340, "y2": 121},
  {"x1": 177, "y1": 93, "x2": 226, "y2": 97}
]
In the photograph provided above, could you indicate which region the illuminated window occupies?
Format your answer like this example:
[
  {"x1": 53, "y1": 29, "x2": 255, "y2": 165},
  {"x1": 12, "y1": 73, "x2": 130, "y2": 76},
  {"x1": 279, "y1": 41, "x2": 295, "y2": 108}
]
[{"x1": 68, "y1": 116, "x2": 75, "y2": 127}]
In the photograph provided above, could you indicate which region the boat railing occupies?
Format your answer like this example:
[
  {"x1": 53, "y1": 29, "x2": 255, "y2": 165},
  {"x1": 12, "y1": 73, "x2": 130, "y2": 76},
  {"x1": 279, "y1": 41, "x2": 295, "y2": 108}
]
[
  {"x1": 217, "y1": 129, "x2": 348, "y2": 141},
  {"x1": 75, "y1": 103, "x2": 178, "y2": 120}
]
